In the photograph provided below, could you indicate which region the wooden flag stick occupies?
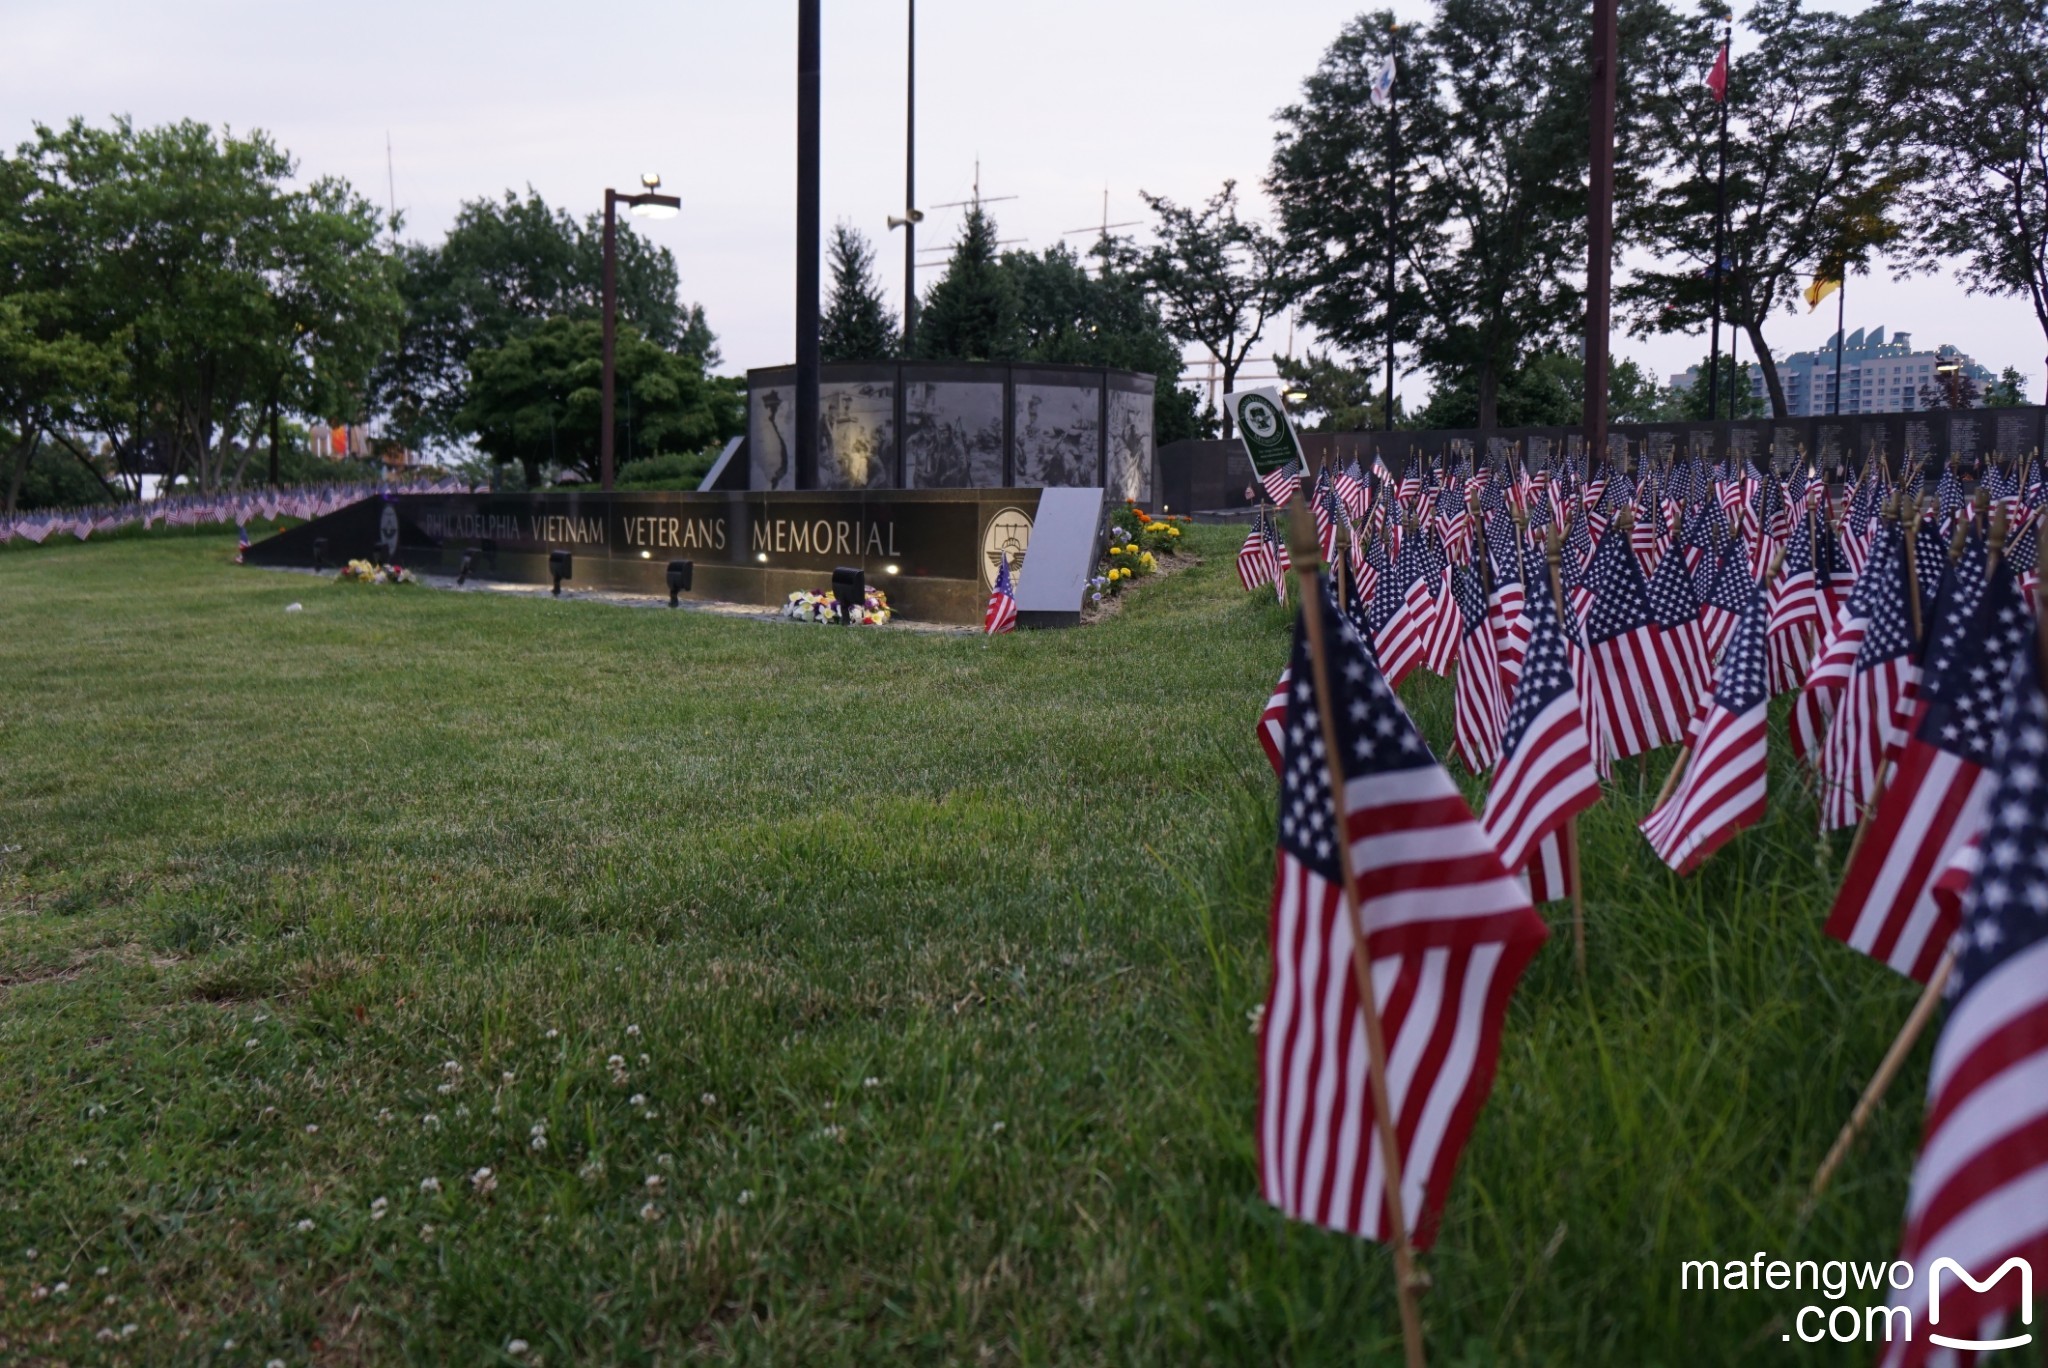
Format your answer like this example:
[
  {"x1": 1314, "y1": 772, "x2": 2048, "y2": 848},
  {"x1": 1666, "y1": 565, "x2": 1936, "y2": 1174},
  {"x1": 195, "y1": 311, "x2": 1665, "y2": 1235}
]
[
  {"x1": 1806, "y1": 937, "x2": 1958, "y2": 1213},
  {"x1": 1286, "y1": 500, "x2": 1430, "y2": 1368},
  {"x1": 1542, "y1": 527, "x2": 1588, "y2": 979}
]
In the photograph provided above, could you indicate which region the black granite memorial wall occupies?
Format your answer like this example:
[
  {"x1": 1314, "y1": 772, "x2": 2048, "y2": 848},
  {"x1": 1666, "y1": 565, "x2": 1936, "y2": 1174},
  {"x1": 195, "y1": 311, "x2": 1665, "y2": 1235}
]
[{"x1": 243, "y1": 488, "x2": 1055, "y2": 626}]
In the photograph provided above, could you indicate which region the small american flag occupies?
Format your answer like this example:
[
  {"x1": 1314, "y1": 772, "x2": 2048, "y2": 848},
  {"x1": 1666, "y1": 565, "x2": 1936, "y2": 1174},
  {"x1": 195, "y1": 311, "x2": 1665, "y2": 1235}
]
[
  {"x1": 1826, "y1": 562, "x2": 2030, "y2": 982},
  {"x1": 1482, "y1": 562, "x2": 1602, "y2": 889},
  {"x1": 1583, "y1": 523, "x2": 1690, "y2": 757},
  {"x1": 1878, "y1": 616, "x2": 2048, "y2": 1367},
  {"x1": 983, "y1": 552, "x2": 1018, "y2": 635},
  {"x1": 1451, "y1": 560, "x2": 1506, "y2": 774},
  {"x1": 1238, "y1": 509, "x2": 1279, "y2": 594},
  {"x1": 1258, "y1": 576, "x2": 1547, "y2": 1245},
  {"x1": 1818, "y1": 530, "x2": 1919, "y2": 831},
  {"x1": 1640, "y1": 577, "x2": 1770, "y2": 872}
]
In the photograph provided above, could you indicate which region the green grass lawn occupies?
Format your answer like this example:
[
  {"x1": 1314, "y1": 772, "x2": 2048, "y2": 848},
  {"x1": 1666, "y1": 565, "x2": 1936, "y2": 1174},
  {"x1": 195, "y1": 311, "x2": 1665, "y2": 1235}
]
[{"x1": 0, "y1": 527, "x2": 1987, "y2": 1366}]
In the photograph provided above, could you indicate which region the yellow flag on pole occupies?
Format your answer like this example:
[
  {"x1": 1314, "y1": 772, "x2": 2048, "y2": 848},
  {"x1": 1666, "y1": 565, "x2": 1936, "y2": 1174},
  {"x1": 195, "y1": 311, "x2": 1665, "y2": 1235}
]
[{"x1": 1804, "y1": 274, "x2": 1841, "y2": 312}]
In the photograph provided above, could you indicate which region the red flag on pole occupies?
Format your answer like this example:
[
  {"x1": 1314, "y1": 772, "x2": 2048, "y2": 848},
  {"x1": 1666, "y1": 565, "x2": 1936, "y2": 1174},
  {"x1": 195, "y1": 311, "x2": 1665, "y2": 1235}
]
[{"x1": 1705, "y1": 43, "x2": 1729, "y2": 101}]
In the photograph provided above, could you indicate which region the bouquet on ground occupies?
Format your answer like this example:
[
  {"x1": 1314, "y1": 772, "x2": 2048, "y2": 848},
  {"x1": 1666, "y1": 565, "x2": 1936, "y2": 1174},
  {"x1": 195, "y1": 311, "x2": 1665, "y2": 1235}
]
[
  {"x1": 338, "y1": 559, "x2": 416, "y2": 585},
  {"x1": 784, "y1": 587, "x2": 892, "y2": 625}
]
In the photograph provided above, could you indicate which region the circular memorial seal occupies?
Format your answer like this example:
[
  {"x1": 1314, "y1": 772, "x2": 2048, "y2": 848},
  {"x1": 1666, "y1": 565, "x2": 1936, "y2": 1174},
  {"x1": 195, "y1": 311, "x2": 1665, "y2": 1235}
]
[
  {"x1": 1238, "y1": 392, "x2": 1282, "y2": 442},
  {"x1": 982, "y1": 505, "x2": 1033, "y2": 589}
]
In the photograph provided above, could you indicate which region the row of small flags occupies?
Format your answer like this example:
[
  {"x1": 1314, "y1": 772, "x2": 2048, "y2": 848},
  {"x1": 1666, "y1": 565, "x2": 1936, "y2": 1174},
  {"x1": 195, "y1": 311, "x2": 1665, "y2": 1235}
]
[
  {"x1": 1226, "y1": 386, "x2": 2048, "y2": 1366},
  {"x1": 0, "y1": 478, "x2": 480, "y2": 547}
]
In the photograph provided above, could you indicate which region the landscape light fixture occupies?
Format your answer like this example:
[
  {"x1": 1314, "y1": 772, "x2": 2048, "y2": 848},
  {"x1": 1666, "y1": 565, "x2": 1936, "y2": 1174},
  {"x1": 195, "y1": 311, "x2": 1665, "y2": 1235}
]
[
  {"x1": 456, "y1": 549, "x2": 479, "y2": 585},
  {"x1": 549, "y1": 549, "x2": 572, "y2": 596},
  {"x1": 599, "y1": 174, "x2": 684, "y2": 492},
  {"x1": 883, "y1": 563, "x2": 900, "y2": 576},
  {"x1": 666, "y1": 559, "x2": 693, "y2": 607},
  {"x1": 1283, "y1": 386, "x2": 1309, "y2": 404},
  {"x1": 311, "y1": 536, "x2": 329, "y2": 569},
  {"x1": 831, "y1": 566, "x2": 865, "y2": 624}
]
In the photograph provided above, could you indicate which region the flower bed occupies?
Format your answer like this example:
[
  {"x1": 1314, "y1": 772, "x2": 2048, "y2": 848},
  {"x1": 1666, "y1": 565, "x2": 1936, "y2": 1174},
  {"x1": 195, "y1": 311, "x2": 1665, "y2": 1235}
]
[
  {"x1": 783, "y1": 587, "x2": 893, "y2": 625},
  {"x1": 337, "y1": 559, "x2": 416, "y2": 585}
]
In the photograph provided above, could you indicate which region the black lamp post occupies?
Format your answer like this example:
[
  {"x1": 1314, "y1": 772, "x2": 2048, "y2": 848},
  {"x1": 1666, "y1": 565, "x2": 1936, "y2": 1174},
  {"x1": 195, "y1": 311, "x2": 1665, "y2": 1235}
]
[{"x1": 601, "y1": 174, "x2": 681, "y2": 492}]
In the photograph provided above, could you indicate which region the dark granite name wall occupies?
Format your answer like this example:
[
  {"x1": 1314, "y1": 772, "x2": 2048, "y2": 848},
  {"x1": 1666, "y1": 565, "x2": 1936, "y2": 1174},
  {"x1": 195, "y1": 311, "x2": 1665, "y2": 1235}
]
[{"x1": 243, "y1": 488, "x2": 1047, "y2": 626}]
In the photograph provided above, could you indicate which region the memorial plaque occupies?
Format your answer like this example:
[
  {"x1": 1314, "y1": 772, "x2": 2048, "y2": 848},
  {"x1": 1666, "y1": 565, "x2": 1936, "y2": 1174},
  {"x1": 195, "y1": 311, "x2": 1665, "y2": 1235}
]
[
  {"x1": 1903, "y1": 416, "x2": 1937, "y2": 470},
  {"x1": 817, "y1": 378, "x2": 897, "y2": 490},
  {"x1": 244, "y1": 488, "x2": 1083, "y2": 627},
  {"x1": 904, "y1": 379, "x2": 1004, "y2": 488},
  {"x1": 1992, "y1": 408, "x2": 2040, "y2": 462},
  {"x1": 1013, "y1": 381, "x2": 1101, "y2": 487},
  {"x1": 1945, "y1": 412, "x2": 1983, "y2": 471},
  {"x1": 1105, "y1": 388, "x2": 1153, "y2": 502},
  {"x1": 750, "y1": 384, "x2": 796, "y2": 490}
]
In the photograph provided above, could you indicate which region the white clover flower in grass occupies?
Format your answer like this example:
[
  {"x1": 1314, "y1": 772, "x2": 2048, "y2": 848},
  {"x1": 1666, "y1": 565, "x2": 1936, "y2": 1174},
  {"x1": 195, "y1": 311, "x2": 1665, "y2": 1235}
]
[
  {"x1": 641, "y1": 1110, "x2": 659, "y2": 1121},
  {"x1": 737, "y1": 1190, "x2": 752, "y2": 1207},
  {"x1": 419, "y1": 1176, "x2": 441, "y2": 1195},
  {"x1": 700, "y1": 1093, "x2": 717, "y2": 1108},
  {"x1": 72, "y1": 1155, "x2": 87, "y2": 1168},
  {"x1": 441, "y1": 1060, "x2": 462, "y2": 1074},
  {"x1": 421, "y1": 1113, "x2": 441, "y2": 1131},
  {"x1": 644, "y1": 1174, "x2": 664, "y2": 1192},
  {"x1": 304, "y1": 1124, "x2": 318, "y2": 1135},
  {"x1": 102, "y1": 1294, "x2": 116, "y2": 1307},
  {"x1": 376, "y1": 1108, "x2": 393, "y2": 1125},
  {"x1": 577, "y1": 1158, "x2": 605, "y2": 1183},
  {"x1": 863, "y1": 1077, "x2": 881, "y2": 1090},
  {"x1": 87, "y1": 1103, "x2": 106, "y2": 1118},
  {"x1": 30, "y1": 1285, "x2": 48, "y2": 1301},
  {"x1": 419, "y1": 1224, "x2": 435, "y2": 1240},
  {"x1": 607, "y1": 1055, "x2": 625, "y2": 1068},
  {"x1": 989, "y1": 1121, "x2": 1006, "y2": 1135},
  {"x1": 95, "y1": 1327, "x2": 115, "y2": 1342},
  {"x1": 501, "y1": 1071, "x2": 515, "y2": 1085},
  {"x1": 369, "y1": 1197, "x2": 389, "y2": 1221},
  {"x1": 507, "y1": 1340, "x2": 530, "y2": 1357},
  {"x1": 544, "y1": 1029, "x2": 559, "y2": 1041},
  {"x1": 436, "y1": 1083, "x2": 456, "y2": 1095},
  {"x1": 245, "y1": 1039, "x2": 259, "y2": 1050},
  {"x1": 655, "y1": 1153, "x2": 674, "y2": 1170},
  {"x1": 95, "y1": 1266, "x2": 108, "y2": 1277},
  {"x1": 638, "y1": 1053, "x2": 650, "y2": 1066},
  {"x1": 52, "y1": 1281, "x2": 68, "y2": 1296},
  {"x1": 819, "y1": 1124, "x2": 845, "y2": 1141},
  {"x1": 1246, "y1": 1003, "x2": 1266, "y2": 1034},
  {"x1": 24, "y1": 1248, "x2": 36, "y2": 1260},
  {"x1": 471, "y1": 1167, "x2": 497, "y2": 1195},
  {"x1": 639, "y1": 1202, "x2": 661, "y2": 1223},
  {"x1": 222, "y1": 1338, "x2": 235, "y2": 1351},
  {"x1": 294, "y1": 1219, "x2": 315, "y2": 1233},
  {"x1": 628, "y1": 1094, "x2": 646, "y2": 1108},
  {"x1": 530, "y1": 1134, "x2": 548, "y2": 1152},
  {"x1": 626, "y1": 1024, "x2": 640, "y2": 1038}
]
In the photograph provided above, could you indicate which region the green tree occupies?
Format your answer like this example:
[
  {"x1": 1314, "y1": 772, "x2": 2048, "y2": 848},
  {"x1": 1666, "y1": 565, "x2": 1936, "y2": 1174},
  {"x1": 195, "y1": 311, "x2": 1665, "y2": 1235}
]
[
  {"x1": 1272, "y1": 3, "x2": 1675, "y2": 431},
  {"x1": 14, "y1": 117, "x2": 398, "y2": 494},
  {"x1": 1985, "y1": 365, "x2": 2030, "y2": 408},
  {"x1": 457, "y1": 316, "x2": 741, "y2": 488},
  {"x1": 0, "y1": 153, "x2": 123, "y2": 510},
  {"x1": 373, "y1": 188, "x2": 715, "y2": 454},
  {"x1": 913, "y1": 204, "x2": 1016, "y2": 362},
  {"x1": 1664, "y1": 353, "x2": 1767, "y2": 420},
  {"x1": 1892, "y1": 0, "x2": 2048, "y2": 398},
  {"x1": 820, "y1": 222, "x2": 897, "y2": 362},
  {"x1": 1133, "y1": 181, "x2": 1291, "y2": 439},
  {"x1": 1413, "y1": 352, "x2": 1676, "y2": 428},
  {"x1": 1622, "y1": 1, "x2": 1913, "y2": 418},
  {"x1": 1272, "y1": 349, "x2": 1402, "y2": 431},
  {"x1": 1001, "y1": 239, "x2": 1205, "y2": 444}
]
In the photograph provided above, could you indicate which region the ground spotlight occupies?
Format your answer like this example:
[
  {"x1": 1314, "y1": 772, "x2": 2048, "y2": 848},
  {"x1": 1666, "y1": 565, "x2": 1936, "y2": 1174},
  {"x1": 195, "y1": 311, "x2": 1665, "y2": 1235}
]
[
  {"x1": 666, "y1": 559, "x2": 693, "y2": 607},
  {"x1": 831, "y1": 566, "x2": 865, "y2": 624},
  {"x1": 456, "y1": 549, "x2": 478, "y2": 585},
  {"x1": 549, "y1": 549, "x2": 571, "y2": 596},
  {"x1": 311, "y1": 537, "x2": 328, "y2": 569}
]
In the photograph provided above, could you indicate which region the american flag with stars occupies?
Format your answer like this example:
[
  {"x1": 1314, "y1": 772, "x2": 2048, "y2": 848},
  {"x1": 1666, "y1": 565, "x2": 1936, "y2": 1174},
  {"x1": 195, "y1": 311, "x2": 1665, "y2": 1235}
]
[
  {"x1": 1257, "y1": 576, "x2": 1548, "y2": 1246},
  {"x1": 983, "y1": 551, "x2": 1018, "y2": 634},
  {"x1": 1878, "y1": 611, "x2": 2048, "y2": 1368},
  {"x1": 1640, "y1": 577, "x2": 1771, "y2": 873},
  {"x1": 1583, "y1": 522, "x2": 1690, "y2": 757},
  {"x1": 1819, "y1": 531, "x2": 1921, "y2": 831},
  {"x1": 1826, "y1": 561, "x2": 2031, "y2": 983}
]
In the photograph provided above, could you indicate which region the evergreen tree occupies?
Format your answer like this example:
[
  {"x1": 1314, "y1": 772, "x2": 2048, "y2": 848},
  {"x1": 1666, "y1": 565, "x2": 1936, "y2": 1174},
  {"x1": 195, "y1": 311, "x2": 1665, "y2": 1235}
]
[
  {"x1": 914, "y1": 204, "x2": 1016, "y2": 362},
  {"x1": 820, "y1": 222, "x2": 897, "y2": 362}
]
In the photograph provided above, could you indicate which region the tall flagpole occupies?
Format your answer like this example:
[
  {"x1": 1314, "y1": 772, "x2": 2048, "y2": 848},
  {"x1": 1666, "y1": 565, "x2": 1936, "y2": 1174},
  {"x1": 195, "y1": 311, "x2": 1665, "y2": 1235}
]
[
  {"x1": 795, "y1": 0, "x2": 823, "y2": 489},
  {"x1": 1385, "y1": 22, "x2": 1400, "y2": 434},
  {"x1": 1843, "y1": 272, "x2": 1859, "y2": 411},
  {"x1": 1586, "y1": 0, "x2": 1618, "y2": 466},
  {"x1": 1708, "y1": 17, "x2": 1731, "y2": 421}
]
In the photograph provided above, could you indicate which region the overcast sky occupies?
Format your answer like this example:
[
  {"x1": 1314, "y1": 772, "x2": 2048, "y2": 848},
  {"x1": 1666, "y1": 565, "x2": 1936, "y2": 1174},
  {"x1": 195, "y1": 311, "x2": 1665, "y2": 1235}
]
[{"x1": 9, "y1": 0, "x2": 2040, "y2": 408}]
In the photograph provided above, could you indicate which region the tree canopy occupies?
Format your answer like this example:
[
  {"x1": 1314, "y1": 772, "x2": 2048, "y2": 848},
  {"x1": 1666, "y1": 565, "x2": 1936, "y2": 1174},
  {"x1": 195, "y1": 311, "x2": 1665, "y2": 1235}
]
[{"x1": 821, "y1": 222, "x2": 898, "y2": 362}]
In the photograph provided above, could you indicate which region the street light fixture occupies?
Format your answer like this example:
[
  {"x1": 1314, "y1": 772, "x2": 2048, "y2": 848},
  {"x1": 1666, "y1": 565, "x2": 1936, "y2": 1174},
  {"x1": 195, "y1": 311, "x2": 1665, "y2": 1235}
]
[{"x1": 601, "y1": 175, "x2": 683, "y2": 493}]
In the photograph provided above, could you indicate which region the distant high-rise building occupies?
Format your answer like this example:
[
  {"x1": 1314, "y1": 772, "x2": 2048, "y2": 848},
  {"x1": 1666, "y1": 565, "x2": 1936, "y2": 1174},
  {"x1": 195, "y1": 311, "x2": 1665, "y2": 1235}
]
[{"x1": 1668, "y1": 325, "x2": 1997, "y2": 416}]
